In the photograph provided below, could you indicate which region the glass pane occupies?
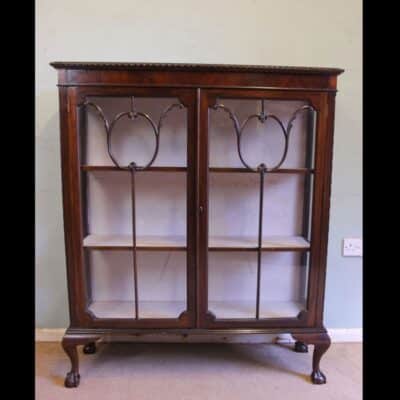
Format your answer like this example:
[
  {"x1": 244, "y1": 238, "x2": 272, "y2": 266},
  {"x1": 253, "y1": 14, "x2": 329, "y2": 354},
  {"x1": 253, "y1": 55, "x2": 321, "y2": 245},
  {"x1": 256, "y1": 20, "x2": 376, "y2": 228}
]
[
  {"x1": 81, "y1": 96, "x2": 188, "y2": 320},
  {"x1": 86, "y1": 171, "x2": 186, "y2": 238},
  {"x1": 208, "y1": 252, "x2": 307, "y2": 319},
  {"x1": 209, "y1": 173, "x2": 306, "y2": 238},
  {"x1": 207, "y1": 97, "x2": 314, "y2": 320},
  {"x1": 88, "y1": 250, "x2": 186, "y2": 319}
]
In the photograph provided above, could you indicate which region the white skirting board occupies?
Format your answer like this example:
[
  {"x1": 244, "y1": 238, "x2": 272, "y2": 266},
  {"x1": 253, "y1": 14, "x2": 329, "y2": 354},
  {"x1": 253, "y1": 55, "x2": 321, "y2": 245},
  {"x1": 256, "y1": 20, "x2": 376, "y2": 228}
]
[{"x1": 35, "y1": 328, "x2": 362, "y2": 343}]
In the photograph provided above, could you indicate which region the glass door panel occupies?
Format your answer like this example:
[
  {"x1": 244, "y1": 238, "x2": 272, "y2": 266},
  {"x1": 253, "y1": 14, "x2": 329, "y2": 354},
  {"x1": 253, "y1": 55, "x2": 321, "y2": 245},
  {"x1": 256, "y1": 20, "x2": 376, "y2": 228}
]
[
  {"x1": 204, "y1": 92, "x2": 316, "y2": 327},
  {"x1": 78, "y1": 91, "x2": 194, "y2": 327}
]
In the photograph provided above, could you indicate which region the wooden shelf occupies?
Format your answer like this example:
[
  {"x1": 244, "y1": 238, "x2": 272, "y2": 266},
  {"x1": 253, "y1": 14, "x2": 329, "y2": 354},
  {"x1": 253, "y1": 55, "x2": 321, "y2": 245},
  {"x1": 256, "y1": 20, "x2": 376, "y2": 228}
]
[
  {"x1": 83, "y1": 234, "x2": 310, "y2": 251},
  {"x1": 209, "y1": 235, "x2": 310, "y2": 251},
  {"x1": 81, "y1": 165, "x2": 313, "y2": 174},
  {"x1": 89, "y1": 301, "x2": 186, "y2": 319},
  {"x1": 209, "y1": 300, "x2": 304, "y2": 319},
  {"x1": 88, "y1": 300, "x2": 303, "y2": 319},
  {"x1": 83, "y1": 235, "x2": 187, "y2": 251}
]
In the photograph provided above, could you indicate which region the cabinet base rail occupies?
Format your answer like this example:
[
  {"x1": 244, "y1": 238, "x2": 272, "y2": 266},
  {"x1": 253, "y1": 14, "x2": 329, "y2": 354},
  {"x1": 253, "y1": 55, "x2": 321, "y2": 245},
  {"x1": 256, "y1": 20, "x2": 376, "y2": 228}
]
[{"x1": 61, "y1": 327, "x2": 330, "y2": 387}]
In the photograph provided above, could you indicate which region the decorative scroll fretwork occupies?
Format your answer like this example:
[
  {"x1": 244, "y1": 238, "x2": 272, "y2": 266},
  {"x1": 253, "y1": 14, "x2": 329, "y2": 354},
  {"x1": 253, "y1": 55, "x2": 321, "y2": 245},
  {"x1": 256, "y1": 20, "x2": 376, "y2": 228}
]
[
  {"x1": 84, "y1": 96, "x2": 184, "y2": 170},
  {"x1": 212, "y1": 100, "x2": 315, "y2": 172}
]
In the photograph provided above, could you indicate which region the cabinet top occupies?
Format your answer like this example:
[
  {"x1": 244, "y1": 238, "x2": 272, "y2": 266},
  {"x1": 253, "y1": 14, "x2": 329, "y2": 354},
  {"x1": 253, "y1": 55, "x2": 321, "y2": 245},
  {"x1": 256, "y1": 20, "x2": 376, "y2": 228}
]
[{"x1": 50, "y1": 61, "x2": 343, "y2": 76}]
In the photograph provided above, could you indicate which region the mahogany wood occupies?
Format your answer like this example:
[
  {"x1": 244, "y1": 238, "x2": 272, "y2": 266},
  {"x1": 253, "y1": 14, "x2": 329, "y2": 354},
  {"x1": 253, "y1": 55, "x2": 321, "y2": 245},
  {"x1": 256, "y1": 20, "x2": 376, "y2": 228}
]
[
  {"x1": 52, "y1": 61, "x2": 342, "y2": 387},
  {"x1": 292, "y1": 332, "x2": 331, "y2": 384}
]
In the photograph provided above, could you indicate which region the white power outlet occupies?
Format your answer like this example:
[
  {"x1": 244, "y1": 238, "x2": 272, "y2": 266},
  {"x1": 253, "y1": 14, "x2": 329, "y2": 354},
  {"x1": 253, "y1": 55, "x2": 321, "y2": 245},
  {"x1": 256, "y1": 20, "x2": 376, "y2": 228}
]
[{"x1": 343, "y1": 238, "x2": 363, "y2": 257}]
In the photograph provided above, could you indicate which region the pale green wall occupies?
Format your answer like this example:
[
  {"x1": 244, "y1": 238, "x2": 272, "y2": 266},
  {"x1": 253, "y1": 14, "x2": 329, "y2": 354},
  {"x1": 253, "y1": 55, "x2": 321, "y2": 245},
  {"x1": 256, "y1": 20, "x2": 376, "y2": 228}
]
[{"x1": 36, "y1": 0, "x2": 362, "y2": 328}]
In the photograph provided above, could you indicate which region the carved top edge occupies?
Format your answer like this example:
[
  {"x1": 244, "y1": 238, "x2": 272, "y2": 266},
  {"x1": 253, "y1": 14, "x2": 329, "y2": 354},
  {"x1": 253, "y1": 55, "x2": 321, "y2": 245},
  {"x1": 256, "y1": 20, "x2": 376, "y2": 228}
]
[{"x1": 50, "y1": 61, "x2": 344, "y2": 76}]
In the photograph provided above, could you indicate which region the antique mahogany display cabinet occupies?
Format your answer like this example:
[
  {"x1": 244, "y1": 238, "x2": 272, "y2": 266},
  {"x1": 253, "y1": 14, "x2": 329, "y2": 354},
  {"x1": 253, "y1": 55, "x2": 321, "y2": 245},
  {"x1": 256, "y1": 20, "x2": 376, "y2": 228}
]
[{"x1": 51, "y1": 61, "x2": 343, "y2": 388}]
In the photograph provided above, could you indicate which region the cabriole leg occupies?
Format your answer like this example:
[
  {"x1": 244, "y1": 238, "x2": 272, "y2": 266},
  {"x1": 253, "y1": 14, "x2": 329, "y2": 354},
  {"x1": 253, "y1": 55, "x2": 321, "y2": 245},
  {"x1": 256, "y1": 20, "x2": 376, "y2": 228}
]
[
  {"x1": 62, "y1": 335, "x2": 100, "y2": 388},
  {"x1": 62, "y1": 337, "x2": 80, "y2": 388},
  {"x1": 311, "y1": 336, "x2": 330, "y2": 384},
  {"x1": 292, "y1": 332, "x2": 331, "y2": 384}
]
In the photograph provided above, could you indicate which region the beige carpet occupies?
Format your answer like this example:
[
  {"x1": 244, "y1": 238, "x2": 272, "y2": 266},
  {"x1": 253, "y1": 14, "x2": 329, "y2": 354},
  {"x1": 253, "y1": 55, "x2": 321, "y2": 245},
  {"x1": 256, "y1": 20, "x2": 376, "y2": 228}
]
[{"x1": 35, "y1": 342, "x2": 362, "y2": 400}]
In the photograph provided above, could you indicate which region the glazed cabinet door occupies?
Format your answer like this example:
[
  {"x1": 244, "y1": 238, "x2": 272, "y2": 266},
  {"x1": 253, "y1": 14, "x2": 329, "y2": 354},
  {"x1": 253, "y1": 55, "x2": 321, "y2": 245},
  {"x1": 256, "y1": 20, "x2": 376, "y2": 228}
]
[
  {"x1": 198, "y1": 89, "x2": 330, "y2": 329},
  {"x1": 64, "y1": 87, "x2": 197, "y2": 328}
]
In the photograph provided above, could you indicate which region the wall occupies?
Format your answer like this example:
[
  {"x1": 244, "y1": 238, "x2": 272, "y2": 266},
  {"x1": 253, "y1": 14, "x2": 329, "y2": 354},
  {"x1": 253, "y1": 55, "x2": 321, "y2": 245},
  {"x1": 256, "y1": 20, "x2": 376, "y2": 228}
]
[{"x1": 36, "y1": 0, "x2": 362, "y2": 328}]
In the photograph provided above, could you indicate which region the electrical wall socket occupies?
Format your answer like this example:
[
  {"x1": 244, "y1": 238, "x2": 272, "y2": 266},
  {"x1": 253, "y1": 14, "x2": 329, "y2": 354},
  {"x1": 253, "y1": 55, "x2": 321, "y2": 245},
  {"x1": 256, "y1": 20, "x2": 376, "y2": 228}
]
[{"x1": 343, "y1": 238, "x2": 362, "y2": 257}]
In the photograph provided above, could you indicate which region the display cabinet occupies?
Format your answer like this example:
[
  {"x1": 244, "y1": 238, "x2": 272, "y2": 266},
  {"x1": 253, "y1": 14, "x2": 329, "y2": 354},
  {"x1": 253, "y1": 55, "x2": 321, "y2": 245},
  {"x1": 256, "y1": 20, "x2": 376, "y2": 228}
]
[{"x1": 51, "y1": 62, "x2": 343, "y2": 387}]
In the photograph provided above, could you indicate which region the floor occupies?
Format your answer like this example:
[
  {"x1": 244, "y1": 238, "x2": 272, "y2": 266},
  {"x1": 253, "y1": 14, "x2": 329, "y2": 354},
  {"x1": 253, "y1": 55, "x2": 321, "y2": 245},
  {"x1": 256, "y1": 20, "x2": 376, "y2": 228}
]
[{"x1": 35, "y1": 342, "x2": 362, "y2": 400}]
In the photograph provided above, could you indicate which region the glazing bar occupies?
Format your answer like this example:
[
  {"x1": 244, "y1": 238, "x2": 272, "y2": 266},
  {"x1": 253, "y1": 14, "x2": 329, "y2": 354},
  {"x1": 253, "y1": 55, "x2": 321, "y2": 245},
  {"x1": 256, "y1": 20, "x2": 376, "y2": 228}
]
[
  {"x1": 129, "y1": 163, "x2": 139, "y2": 320},
  {"x1": 256, "y1": 165, "x2": 266, "y2": 319}
]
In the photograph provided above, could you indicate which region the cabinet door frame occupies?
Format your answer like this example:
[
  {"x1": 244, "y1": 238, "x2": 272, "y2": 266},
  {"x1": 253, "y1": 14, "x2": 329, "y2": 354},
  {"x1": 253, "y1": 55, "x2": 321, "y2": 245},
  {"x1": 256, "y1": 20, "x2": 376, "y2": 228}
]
[
  {"x1": 197, "y1": 88, "x2": 331, "y2": 329},
  {"x1": 61, "y1": 86, "x2": 198, "y2": 329}
]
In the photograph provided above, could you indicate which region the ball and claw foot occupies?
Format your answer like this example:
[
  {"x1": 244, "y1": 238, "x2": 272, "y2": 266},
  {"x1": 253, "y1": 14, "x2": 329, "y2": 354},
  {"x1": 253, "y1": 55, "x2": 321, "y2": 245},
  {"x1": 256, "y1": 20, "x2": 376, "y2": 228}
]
[
  {"x1": 292, "y1": 332, "x2": 330, "y2": 385},
  {"x1": 294, "y1": 341, "x2": 308, "y2": 353},
  {"x1": 311, "y1": 370, "x2": 327, "y2": 384},
  {"x1": 65, "y1": 372, "x2": 80, "y2": 388},
  {"x1": 83, "y1": 342, "x2": 96, "y2": 354}
]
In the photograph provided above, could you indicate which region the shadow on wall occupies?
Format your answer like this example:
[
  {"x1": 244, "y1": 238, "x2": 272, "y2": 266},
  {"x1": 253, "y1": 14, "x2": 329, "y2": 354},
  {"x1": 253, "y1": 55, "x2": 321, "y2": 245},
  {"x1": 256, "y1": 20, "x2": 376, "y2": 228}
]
[{"x1": 36, "y1": 91, "x2": 69, "y2": 328}]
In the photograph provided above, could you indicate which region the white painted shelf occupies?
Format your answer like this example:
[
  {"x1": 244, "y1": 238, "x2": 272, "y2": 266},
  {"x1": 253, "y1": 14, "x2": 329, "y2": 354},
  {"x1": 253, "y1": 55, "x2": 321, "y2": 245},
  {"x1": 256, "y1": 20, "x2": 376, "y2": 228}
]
[
  {"x1": 209, "y1": 301, "x2": 304, "y2": 319},
  {"x1": 88, "y1": 300, "x2": 304, "y2": 319},
  {"x1": 83, "y1": 235, "x2": 186, "y2": 249},
  {"x1": 209, "y1": 235, "x2": 310, "y2": 250},
  {"x1": 83, "y1": 234, "x2": 310, "y2": 251},
  {"x1": 89, "y1": 301, "x2": 186, "y2": 319}
]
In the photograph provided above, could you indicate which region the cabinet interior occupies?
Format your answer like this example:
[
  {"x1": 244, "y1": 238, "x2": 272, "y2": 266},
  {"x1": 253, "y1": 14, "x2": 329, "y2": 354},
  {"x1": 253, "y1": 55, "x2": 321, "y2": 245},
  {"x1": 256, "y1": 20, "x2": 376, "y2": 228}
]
[{"x1": 81, "y1": 95, "x2": 314, "y2": 320}]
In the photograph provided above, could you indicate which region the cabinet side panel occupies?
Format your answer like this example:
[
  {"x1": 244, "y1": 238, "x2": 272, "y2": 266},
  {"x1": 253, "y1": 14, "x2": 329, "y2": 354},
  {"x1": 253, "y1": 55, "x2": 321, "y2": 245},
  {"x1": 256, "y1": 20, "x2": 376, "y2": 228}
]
[
  {"x1": 305, "y1": 93, "x2": 333, "y2": 328},
  {"x1": 58, "y1": 86, "x2": 86, "y2": 327},
  {"x1": 315, "y1": 92, "x2": 337, "y2": 325}
]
